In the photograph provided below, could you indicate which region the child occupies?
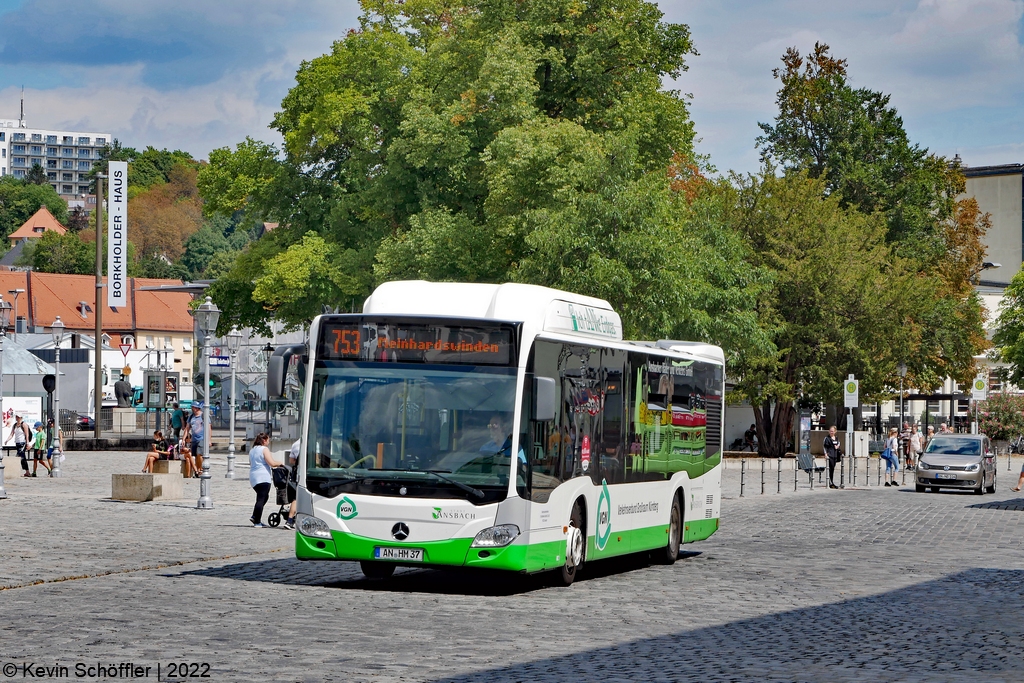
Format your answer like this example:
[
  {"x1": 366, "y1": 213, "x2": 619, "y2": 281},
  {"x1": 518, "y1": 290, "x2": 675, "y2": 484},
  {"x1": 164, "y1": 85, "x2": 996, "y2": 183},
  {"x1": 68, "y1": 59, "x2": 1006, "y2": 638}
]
[{"x1": 31, "y1": 421, "x2": 51, "y2": 477}]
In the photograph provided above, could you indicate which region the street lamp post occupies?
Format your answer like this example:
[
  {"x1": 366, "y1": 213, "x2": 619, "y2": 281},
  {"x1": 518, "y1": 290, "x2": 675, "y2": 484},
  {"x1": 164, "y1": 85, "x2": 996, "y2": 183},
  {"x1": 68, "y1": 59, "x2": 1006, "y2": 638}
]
[
  {"x1": 192, "y1": 296, "x2": 221, "y2": 509},
  {"x1": 264, "y1": 342, "x2": 274, "y2": 436},
  {"x1": 49, "y1": 316, "x2": 65, "y2": 478},
  {"x1": 0, "y1": 295, "x2": 12, "y2": 499},
  {"x1": 225, "y1": 329, "x2": 242, "y2": 479}
]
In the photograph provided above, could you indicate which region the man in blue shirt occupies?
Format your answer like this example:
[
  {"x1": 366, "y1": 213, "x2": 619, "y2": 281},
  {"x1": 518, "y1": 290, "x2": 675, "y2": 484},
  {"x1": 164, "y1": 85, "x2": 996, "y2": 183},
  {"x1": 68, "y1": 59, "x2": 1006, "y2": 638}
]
[{"x1": 184, "y1": 403, "x2": 205, "y2": 474}]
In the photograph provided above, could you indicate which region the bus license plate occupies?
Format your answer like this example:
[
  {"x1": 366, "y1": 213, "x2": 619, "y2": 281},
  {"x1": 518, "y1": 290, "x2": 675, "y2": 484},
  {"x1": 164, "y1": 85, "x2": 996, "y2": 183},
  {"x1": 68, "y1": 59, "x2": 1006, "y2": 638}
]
[
  {"x1": 374, "y1": 546, "x2": 424, "y2": 562},
  {"x1": 936, "y1": 473, "x2": 957, "y2": 480}
]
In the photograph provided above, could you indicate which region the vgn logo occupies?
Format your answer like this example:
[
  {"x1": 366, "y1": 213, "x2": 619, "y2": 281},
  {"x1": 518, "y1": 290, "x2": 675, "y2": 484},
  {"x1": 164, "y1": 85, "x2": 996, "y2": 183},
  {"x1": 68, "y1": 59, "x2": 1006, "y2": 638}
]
[
  {"x1": 336, "y1": 496, "x2": 358, "y2": 520},
  {"x1": 595, "y1": 480, "x2": 612, "y2": 551}
]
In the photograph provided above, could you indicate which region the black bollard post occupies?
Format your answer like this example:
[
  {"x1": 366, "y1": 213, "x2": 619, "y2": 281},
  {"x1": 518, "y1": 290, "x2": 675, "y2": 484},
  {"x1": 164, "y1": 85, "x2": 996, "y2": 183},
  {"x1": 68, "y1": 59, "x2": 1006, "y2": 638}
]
[
  {"x1": 777, "y1": 457, "x2": 782, "y2": 493},
  {"x1": 761, "y1": 457, "x2": 765, "y2": 494},
  {"x1": 839, "y1": 454, "x2": 845, "y2": 489},
  {"x1": 794, "y1": 459, "x2": 798, "y2": 492},
  {"x1": 740, "y1": 459, "x2": 746, "y2": 497}
]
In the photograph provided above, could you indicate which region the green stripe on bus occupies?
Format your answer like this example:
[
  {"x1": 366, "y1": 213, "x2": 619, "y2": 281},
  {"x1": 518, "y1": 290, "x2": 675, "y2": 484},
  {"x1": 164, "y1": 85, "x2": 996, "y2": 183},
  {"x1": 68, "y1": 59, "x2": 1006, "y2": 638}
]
[{"x1": 684, "y1": 517, "x2": 719, "y2": 542}]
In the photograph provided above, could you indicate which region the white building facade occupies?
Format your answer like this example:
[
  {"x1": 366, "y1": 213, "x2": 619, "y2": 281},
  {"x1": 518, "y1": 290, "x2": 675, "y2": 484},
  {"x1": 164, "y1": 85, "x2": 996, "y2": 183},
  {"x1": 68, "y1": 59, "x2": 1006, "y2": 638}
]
[{"x1": 0, "y1": 118, "x2": 110, "y2": 203}]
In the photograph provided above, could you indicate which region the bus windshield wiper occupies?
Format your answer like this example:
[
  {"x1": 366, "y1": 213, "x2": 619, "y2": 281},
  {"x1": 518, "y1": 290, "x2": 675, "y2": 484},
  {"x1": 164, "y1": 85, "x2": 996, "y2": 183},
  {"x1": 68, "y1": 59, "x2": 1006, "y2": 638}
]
[
  {"x1": 316, "y1": 474, "x2": 375, "y2": 491},
  {"x1": 423, "y1": 470, "x2": 484, "y2": 499}
]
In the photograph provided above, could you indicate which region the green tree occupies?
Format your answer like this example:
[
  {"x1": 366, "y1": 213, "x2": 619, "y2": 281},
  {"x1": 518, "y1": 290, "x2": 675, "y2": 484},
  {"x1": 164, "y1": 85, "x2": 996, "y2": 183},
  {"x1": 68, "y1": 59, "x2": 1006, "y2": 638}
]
[
  {"x1": 0, "y1": 177, "x2": 68, "y2": 239},
  {"x1": 993, "y1": 271, "x2": 1024, "y2": 386},
  {"x1": 755, "y1": 43, "x2": 988, "y2": 401},
  {"x1": 25, "y1": 164, "x2": 48, "y2": 186},
  {"x1": 726, "y1": 170, "x2": 921, "y2": 458},
  {"x1": 200, "y1": 0, "x2": 703, "y2": 334},
  {"x1": 28, "y1": 230, "x2": 93, "y2": 274},
  {"x1": 978, "y1": 392, "x2": 1024, "y2": 443}
]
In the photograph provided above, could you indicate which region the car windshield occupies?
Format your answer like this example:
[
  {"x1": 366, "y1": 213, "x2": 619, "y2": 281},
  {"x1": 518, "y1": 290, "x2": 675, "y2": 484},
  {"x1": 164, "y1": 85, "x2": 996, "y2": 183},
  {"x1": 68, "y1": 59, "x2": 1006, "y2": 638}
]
[
  {"x1": 925, "y1": 437, "x2": 980, "y2": 456},
  {"x1": 305, "y1": 364, "x2": 518, "y2": 499}
]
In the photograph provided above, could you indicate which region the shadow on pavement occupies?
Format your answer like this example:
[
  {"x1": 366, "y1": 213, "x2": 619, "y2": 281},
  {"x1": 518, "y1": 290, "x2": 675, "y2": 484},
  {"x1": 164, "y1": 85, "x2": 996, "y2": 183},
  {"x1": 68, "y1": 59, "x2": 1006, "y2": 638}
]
[
  {"x1": 419, "y1": 567, "x2": 1024, "y2": 683},
  {"x1": 180, "y1": 550, "x2": 703, "y2": 596},
  {"x1": 966, "y1": 498, "x2": 1024, "y2": 510}
]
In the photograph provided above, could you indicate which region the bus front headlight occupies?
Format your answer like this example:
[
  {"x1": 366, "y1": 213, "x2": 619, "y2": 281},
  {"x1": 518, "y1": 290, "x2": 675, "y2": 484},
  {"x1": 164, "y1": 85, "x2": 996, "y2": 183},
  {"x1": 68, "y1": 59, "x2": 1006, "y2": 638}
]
[
  {"x1": 471, "y1": 524, "x2": 520, "y2": 548},
  {"x1": 297, "y1": 516, "x2": 332, "y2": 539}
]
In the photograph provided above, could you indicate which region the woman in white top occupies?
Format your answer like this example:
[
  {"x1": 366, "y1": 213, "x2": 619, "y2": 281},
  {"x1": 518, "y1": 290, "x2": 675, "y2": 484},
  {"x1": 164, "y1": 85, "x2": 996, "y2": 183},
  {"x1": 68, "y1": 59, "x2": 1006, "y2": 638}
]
[
  {"x1": 248, "y1": 432, "x2": 283, "y2": 528},
  {"x1": 908, "y1": 427, "x2": 922, "y2": 471},
  {"x1": 884, "y1": 427, "x2": 900, "y2": 487}
]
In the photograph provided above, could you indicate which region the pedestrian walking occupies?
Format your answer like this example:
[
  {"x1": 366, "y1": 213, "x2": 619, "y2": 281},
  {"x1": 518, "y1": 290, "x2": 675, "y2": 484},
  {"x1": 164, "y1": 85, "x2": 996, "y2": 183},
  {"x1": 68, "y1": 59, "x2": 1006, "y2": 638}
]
[
  {"x1": 5, "y1": 414, "x2": 31, "y2": 477},
  {"x1": 284, "y1": 437, "x2": 301, "y2": 530},
  {"x1": 184, "y1": 403, "x2": 205, "y2": 472},
  {"x1": 248, "y1": 432, "x2": 283, "y2": 528},
  {"x1": 823, "y1": 425, "x2": 842, "y2": 489},
  {"x1": 169, "y1": 403, "x2": 184, "y2": 441},
  {"x1": 46, "y1": 418, "x2": 63, "y2": 470},
  {"x1": 31, "y1": 422, "x2": 51, "y2": 477},
  {"x1": 883, "y1": 427, "x2": 900, "y2": 487},
  {"x1": 924, "y1": 425, "x2": 934, "y2": 451},
  {"x1": 908, "y1": 425, "x2": 921, "y2": 470}
]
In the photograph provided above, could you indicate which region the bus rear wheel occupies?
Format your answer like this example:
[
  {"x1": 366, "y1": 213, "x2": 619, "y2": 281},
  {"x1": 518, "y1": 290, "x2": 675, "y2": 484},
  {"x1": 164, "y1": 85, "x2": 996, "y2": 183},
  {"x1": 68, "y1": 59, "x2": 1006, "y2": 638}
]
[
  {"x1": 557, "y1": 502, "x2": 585, "y2": 587},
  {"x1": 360, "y1": 561, "x2": 396, "y2": 580},
  {"x1": 655, "y1": 495, "x2": 682, "y2": 565}
]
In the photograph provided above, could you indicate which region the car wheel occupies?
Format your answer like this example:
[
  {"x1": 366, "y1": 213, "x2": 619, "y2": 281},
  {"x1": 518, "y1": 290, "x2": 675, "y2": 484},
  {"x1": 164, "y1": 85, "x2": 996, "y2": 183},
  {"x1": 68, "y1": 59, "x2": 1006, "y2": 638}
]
[
  {"x1": 915, "y1": 484, "x2": 926, "y2": 493},
  {"x1": 975, "y1": 476, "x2": 985, "y2": 495},
  {"x1": 987, "y1": 475, "x2": 996, "y2": 494}
]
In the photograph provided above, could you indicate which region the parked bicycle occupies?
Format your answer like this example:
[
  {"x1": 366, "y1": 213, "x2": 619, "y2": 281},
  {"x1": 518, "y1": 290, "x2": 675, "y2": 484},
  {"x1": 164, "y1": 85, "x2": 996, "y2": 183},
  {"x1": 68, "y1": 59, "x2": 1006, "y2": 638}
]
[{"x1": 1010, "y1": 434, "x2": 1024, "y2": 454}]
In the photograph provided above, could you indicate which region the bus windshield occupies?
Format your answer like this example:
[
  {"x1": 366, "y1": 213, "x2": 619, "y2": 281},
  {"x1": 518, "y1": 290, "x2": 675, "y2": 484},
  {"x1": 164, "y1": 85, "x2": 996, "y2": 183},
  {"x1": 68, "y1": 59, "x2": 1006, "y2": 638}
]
[{"x1": 305, "y1": 364, "x2": 518, "y2": 502}]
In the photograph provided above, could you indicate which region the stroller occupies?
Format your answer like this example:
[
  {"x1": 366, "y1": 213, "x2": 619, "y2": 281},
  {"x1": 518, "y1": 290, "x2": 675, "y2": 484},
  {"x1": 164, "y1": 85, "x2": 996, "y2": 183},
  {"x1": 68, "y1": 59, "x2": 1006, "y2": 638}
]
[{"x1": 266, "y1": 464, "x2": 291, "y2": 527}]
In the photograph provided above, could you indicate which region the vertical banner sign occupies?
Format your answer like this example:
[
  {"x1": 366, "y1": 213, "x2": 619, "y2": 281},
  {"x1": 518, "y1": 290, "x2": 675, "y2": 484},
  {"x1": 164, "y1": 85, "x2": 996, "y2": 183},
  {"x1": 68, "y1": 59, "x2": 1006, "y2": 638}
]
[{"x1": 107, "y1": 161, "x2": 128, "y2": 308}]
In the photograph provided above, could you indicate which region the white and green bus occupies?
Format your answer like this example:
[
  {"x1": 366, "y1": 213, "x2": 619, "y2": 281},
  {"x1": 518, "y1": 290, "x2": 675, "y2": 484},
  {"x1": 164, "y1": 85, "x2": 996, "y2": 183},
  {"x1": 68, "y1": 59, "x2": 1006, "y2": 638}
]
[{"x1": 282, "y1": 281, "x2": 724, "y2": 584}]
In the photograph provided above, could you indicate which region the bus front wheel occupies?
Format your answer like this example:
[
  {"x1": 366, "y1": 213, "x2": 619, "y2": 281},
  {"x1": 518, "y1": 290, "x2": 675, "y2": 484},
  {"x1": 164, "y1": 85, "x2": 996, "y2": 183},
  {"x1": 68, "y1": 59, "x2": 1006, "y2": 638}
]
[
  {"x1": 360, "y1": 561, "x2": 396, "y2": 580},
  {"x1": 655, "y1": 495, "x2": 682, "y2": 565},
  {"x1": 557, "y1": 502, "x2": 585, "y2": 587}
]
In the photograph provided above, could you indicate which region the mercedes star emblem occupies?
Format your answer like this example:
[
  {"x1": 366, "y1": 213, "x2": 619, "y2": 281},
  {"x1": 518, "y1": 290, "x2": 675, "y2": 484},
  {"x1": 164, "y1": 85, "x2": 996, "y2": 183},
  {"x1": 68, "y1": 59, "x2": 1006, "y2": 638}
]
[
  {"x1": 392, "y1": 522, "x2": 410, "y2": 540},
  {"x1": 399, "y1": 486, "x2": 408, "y2": 496}
]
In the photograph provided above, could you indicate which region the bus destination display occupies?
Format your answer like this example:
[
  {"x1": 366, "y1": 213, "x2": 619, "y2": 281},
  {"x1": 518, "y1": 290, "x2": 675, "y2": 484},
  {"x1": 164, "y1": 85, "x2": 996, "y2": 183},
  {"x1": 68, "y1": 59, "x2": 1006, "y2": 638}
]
[{"x1": 318, "y1": 321, "x2": 513, "y2": 366}]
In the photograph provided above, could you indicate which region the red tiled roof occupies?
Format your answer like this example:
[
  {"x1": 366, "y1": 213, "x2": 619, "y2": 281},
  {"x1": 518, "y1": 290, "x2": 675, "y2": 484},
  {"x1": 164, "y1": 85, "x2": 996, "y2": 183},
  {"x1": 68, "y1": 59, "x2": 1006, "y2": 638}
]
[
  {"x1": 0, "y1": 272, "x2": 192, "y2": 334},
  {"x1": 9, "y1": 207, "x2": 67, "y2": 241}
]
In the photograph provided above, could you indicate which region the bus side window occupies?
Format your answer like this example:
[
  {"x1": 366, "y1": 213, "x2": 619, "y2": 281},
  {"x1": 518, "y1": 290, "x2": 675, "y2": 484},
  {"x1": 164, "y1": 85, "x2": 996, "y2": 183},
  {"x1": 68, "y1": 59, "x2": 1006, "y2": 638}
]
[
  {"x1": 524, "y1": 341, "x2": 566, "y2": 503},
  {"x1": 600, "y1": 348, "x2": 626, "y2": 485}
]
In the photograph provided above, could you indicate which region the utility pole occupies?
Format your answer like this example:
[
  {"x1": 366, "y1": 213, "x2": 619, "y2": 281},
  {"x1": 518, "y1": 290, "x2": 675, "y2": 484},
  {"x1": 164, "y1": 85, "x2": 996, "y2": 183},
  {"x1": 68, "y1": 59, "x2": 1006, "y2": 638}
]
[{"x1": 94, "y1": 174, "x2": 104, "y2": 439}]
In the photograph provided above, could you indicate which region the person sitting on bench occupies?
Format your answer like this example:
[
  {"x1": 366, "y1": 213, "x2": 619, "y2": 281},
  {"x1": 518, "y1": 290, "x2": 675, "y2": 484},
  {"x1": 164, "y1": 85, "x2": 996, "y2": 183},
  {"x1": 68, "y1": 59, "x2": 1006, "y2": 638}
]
[{"x1": 142, "y1": 430, "x2": 170, "y2": 473}]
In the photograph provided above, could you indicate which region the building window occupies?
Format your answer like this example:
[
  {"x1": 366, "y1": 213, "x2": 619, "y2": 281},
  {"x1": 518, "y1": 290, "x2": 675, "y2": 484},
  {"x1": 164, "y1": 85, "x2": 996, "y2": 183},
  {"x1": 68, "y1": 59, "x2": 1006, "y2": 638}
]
[
  {"x1": 29, "y1": 145, "x2": 41, "y2": 155},
  {"x1": 12, "y1": 145, "x2": 24, "y2": 153},
  {"x1": 77, "y1": 137, "x2": 90, "y2": 145},
  {"x1": 62, "y1": 160, "x2": 73, "y2": 169},
  {"x1": 61, "y1": 184, "x2": 73, "y2": 194},
  {"x1": 30, "y1": 133, "x2": 41, "y2": 142},
  {"x1": 78, "y1": 161, "x2": 91, "y2": 170},
  {"x1": 62, "y1": 148, "x2": 72, "y2": 157},
  {"x1": 96, "y1": 137, "x2": 106, "y2": 145},
  {"x1": 0, "y1": 132, "x2": 5, "y2": 141},
  {"x1": 46, "y1": 160, "x2": 55, "y2": 168},
  {"x1": 45, "y1": 135, "x2": 56, "y2": 144},
  {"x1": 30, "y1": 159, "x2": 42, "y2": 167},
  {"x1": 46, "y1": 147, "x2": 57, "y2": 156},
  {"x1": 78, "y1": 185, "x2": 89, "y2": 195},
  {"x1": 77, "y1": 149, "x2": 91, "y2": 158},
  {"x1": 62, "y1": 173, "x2": 73, "y2": 181},
  {"x1": 13, "y1": 169, "x2": 24, "y2": 177},
  {"x1": 13, "y1": 133, "x2": 24, "y2": 141},
  {"x1": 62, "y1": 136, "x2": 72, "y2": 144},
  {"x1": 46, "y1": 172, "x2": 56, "y2": 181},
  {"x1": 1, "y1": 149, "x2": 5, "y2": 158},
  {"x1": 12, "y1": 157, "x2": 25, "y2": 166}
]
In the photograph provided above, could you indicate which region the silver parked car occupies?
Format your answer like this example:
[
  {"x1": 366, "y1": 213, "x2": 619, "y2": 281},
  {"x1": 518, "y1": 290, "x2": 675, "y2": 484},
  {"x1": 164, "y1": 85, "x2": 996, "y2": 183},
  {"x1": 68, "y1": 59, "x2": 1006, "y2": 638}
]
[{"x1": 916, "y1": 434, "x2": 996, "y2": 494}]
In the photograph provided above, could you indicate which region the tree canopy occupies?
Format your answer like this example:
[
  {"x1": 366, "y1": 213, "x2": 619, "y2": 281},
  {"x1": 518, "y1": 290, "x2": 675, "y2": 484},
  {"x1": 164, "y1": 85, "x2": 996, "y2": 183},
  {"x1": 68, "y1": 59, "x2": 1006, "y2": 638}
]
[
  {"x1": 199, "y1": 0, "x2": 728, "y2": 336},
  {"x1": 0, "y1": 176, "x2": 69, "y2": 241}
]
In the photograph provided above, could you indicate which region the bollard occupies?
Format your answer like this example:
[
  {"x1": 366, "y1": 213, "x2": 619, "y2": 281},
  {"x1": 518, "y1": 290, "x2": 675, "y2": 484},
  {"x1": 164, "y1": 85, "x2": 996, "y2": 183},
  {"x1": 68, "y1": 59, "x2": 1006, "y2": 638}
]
[
  {"x1": 839, "y1": 454, "x2": 845, "y2": 489},
  {"x1": 0, "y1": 453, "x2": 7, "y2": 499},
  {"x1": 877, "y1": 456, "x2": 882, "y2": 486},
  {"x1": 761, "y1": 457, "x2": 766, "y2": 494},
  {"x1": 740, "y1": 459, "x2": 746, "y2": 497},
  {"x1": 852, "y1": 454, "x2": 857, "y2": 487},
  {"x1": 777, "y1": 457, "x2": 782, "y2": 493},
  {"x1": 1010, "y1": 450, "x2": 1013, "y2": 472},
  {"x1": 794, "y1": 459, "x2": 798, "y2": 492}
]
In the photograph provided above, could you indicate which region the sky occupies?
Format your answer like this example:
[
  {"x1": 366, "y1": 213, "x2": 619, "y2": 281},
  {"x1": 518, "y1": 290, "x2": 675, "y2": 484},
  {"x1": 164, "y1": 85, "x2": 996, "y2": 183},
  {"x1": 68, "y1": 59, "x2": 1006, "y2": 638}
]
[{"x1": 0, "y1": 0, "x2": 1020, "y2": 175}]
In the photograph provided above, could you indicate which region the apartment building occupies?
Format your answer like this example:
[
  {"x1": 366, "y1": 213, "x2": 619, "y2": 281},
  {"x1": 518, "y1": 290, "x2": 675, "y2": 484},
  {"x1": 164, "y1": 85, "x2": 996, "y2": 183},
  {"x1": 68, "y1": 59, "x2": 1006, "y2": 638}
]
[{"x1": 0, "y1": 119, "x2": 110, "y2": 203}]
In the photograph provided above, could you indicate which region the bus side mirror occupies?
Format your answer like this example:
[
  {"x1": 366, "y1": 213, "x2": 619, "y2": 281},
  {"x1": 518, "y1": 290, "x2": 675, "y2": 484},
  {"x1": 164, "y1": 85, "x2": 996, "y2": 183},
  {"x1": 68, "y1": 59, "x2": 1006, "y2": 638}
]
[
  {"x1": 534, "y1": 377, "x2": 556, "y2": 422},
  {"x1": 267, "y1": 355, "x2": 286, "y2": 399}
]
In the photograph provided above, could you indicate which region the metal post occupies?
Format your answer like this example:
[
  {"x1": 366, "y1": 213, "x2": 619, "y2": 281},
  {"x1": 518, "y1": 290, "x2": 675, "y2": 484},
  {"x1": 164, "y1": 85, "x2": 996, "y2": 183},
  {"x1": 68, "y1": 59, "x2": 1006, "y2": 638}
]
[
  {"x1": 839, "y1": 452, "x2": 845, "y2": 489},
  {"x1": 740, "y1": 459, "x2": 745, "y2": 497},
  {"x1": 852, "y1": 451, "x2": 856, "y2": 487},
  {"x1": 0, "y1": 327, "x2": 6, "y2": 499},
  {"x1": 197, "y1": 335, "x2": 213, "y2": 509},
  {"x1": 794, "y1": 458, "x2": 798, "y2": 492},
  {"x1": 1009, "y1": 448, "x2": 1013, "y2": 472},
  {"x1": 94, "y1": 174, "x2": 104, "y2": 440},
  {"x1": 777, "y1": 457, "x2": 782, "y2": 493},
  {"x1": 50, "y1": 344, "x2": 62, "y2": 478},
  {"x1": 761, "y1": 457, "x2": 765, "y2": 494},
  {"x1": 877, "y1": 455, "x2": 882, "y2": 486},
  {"x1": 226, "y1": 348, "x2": 237, "y2": 479}
]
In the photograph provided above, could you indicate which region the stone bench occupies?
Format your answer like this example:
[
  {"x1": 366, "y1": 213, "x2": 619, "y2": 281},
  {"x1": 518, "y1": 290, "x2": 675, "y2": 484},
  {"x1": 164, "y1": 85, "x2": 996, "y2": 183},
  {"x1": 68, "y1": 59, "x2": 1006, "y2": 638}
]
[
  {"x1": 152, "y1": 460, "x2": 189, "y2": 476},
  {"x1": 111, "y1": 473, "x2": 183, "y2": 502}
]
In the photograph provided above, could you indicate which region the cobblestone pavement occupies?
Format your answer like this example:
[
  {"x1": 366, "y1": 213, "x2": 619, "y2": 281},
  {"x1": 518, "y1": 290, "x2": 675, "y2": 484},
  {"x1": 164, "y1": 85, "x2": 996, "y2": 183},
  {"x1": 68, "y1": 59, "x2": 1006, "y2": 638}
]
[{"x1": 2, "y1": 451, "x2": 1024, "y2": 682}]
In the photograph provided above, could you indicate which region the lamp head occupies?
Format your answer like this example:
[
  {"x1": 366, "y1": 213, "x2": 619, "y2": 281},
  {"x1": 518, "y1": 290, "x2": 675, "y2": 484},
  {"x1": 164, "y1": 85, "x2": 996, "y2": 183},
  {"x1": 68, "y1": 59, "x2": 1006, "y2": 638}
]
[{"x1": 50, "y1": 316, "x2": 66, "y2": 345}]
